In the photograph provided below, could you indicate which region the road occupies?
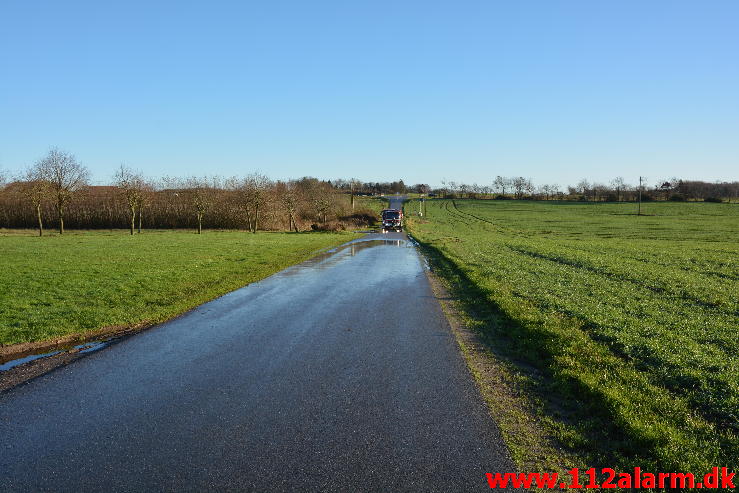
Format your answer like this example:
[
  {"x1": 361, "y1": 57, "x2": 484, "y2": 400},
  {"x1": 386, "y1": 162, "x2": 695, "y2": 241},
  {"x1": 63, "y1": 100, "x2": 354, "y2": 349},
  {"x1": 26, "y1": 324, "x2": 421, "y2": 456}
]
[{"x1": 0, "y1": 197, "x2": 515, "y2": 492}]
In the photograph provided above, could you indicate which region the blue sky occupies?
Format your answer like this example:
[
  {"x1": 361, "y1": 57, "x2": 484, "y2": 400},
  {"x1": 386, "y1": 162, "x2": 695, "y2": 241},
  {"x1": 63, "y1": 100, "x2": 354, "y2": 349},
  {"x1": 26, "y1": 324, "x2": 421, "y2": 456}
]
[{"x1": 1, "y1": 1, "x2": 737, "y2": 187}]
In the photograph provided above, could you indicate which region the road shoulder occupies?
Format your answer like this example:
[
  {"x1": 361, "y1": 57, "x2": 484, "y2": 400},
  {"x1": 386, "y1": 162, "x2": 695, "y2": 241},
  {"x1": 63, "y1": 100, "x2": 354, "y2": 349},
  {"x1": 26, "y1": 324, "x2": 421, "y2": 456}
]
[{"x1": 418, "y1": 243, "x2": 584, "y2": 476}]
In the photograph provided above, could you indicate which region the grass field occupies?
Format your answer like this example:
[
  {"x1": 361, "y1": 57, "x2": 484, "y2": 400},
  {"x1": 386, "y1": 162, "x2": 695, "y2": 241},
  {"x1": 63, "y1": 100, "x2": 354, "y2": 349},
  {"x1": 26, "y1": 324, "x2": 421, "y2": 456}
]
[
  {"x1": 0, "y1": 229, "x2": 360, "y2": 347},
  {"x1": 404, "y1": 199, "x2": 738, "y2": 474}
]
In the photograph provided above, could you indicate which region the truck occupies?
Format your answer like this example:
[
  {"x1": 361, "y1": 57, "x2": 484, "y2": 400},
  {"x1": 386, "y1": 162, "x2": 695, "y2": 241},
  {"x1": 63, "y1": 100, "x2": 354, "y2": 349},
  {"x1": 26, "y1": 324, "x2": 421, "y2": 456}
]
[{"x1": 381, "y1": 209, "x2": 403, "y2": 233}]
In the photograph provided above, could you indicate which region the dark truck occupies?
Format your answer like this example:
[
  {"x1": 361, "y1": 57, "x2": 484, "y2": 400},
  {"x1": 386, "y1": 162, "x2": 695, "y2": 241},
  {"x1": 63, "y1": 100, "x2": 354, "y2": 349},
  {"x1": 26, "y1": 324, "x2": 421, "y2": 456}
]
[{"x1": 381, "y1": 209, "x2": 403, "y2": 233}]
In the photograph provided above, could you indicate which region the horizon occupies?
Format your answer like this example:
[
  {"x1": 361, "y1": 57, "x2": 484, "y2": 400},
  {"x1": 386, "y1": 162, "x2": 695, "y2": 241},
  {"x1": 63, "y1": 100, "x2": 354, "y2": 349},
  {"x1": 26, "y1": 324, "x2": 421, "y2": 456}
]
[{"x1": 2, "y1": 1, "x2": 738, "y2": 186}]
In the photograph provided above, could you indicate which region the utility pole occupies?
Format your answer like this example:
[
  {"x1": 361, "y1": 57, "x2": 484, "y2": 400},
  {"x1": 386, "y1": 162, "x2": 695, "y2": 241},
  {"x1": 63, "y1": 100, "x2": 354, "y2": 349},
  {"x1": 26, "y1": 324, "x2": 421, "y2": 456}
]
[{"x1": 638, "y1": 176, "x2": 643, "y2": 216}]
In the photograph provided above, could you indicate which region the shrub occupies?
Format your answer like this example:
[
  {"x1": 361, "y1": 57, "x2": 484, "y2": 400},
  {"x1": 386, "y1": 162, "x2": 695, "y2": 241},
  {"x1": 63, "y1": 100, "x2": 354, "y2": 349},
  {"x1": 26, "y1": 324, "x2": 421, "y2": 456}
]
[
  {"x1": 310, "y1": 221, "x2": 346, "y2": 232},
  {"x1": 704, "y1": 197, "x2": 723, "y2": 203},
  {"x1": 339, "y1": 208, "x2": 379, "y2": 227}
]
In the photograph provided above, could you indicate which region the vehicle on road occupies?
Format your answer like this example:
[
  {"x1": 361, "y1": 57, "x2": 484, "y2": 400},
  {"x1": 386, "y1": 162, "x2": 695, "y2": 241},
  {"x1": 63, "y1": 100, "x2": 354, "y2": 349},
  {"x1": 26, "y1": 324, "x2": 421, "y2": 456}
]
[{"x1": 381, "y1": 209, "x2": 403, "y2": 233}]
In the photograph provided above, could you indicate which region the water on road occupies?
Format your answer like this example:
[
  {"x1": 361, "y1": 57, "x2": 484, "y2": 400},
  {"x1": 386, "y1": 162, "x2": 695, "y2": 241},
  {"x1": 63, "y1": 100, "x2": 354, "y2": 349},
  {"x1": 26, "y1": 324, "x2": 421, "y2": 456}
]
[{"x1": 0, "y1": 231, "x2": 515, "y2": 492}]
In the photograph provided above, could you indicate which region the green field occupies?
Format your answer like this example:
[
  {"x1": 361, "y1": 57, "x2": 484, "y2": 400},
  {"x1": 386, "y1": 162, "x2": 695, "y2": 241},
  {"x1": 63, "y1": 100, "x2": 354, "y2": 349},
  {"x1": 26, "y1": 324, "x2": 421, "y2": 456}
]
[
  {"x1": 0, "y1": 230, "x2": 359, "y2": 347},
  {"x1": 405, "y1": 199, "x2": 738, "y2": 474}
]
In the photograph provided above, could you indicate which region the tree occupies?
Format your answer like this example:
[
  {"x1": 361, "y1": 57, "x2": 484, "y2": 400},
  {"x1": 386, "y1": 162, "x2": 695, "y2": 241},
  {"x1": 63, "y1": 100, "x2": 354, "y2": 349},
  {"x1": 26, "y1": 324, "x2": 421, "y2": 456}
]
[
  {"x1": 36, "y1": 148, "x2": 89, "y2": 234},
  {"x1": 18, "y1": 167, "x2": 49, "y2": 236},
  {"x1": 610, "y1": 177, "x2": 627, "y2": 202},
  {"x1": 493, "y1": 176, "x2": 508, "y2": 195},
  {"x1": 241, "y1": 172, "x2": 271, "y2": 233},
  {"x1": 114, "y1": 165, "x2": 147, "y2": 235},
  {"x1": 390, "y1": 180, "x2": 406, "y2": 194},
  {"x1": 300, "y1": 178, "x2": 333, "y2": 223},
  {"x1": 185, "y1": 177, "x2": 215, "y2": 234},
  {"x1": 276, "y1": 180, "x2": 302, "y2": 232},
  {"x1": 512, "y1": 177, "x2": 531, "y2": 199}
]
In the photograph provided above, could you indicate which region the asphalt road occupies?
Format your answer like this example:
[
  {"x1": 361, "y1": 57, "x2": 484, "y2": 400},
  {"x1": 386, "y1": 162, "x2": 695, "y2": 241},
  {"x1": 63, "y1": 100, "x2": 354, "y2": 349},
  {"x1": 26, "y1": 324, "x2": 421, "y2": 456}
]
[{"x1": 1, "y1": 201, "x2": 516, "y2": 492}]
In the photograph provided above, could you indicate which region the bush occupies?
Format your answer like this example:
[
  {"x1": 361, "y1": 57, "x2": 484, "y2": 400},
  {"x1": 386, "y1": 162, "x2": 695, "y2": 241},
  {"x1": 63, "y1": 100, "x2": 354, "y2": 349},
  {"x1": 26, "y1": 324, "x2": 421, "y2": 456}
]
[
  {"x1": 310, "y1": 221, "x2": 346, "y2": 232},
  {"x1": 704, "y1": 197, "x2": 723, "y2": 203},
  {"x1": 669, "y1": 194, "x2": 687, "y2": 201},
  {"x1": 494, "y1": 195, "x2": 512, "y2": 200},
  {"x1": 339, "y1": 208, "x2": 379, "y2": 227}
]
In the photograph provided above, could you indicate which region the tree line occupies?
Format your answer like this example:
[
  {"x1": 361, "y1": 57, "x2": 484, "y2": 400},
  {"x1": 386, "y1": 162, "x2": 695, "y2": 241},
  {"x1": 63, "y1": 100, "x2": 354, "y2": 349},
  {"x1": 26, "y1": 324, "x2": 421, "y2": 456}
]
[
  {"x1": 434, "y1": 176, "x2": 739, "y2": 202},
  {"x1": 1, "y1": 149, "x2": 737, "y2": 235},
  {"x1": 0, "y1": 149, "x2": 380, "y2": 235}
]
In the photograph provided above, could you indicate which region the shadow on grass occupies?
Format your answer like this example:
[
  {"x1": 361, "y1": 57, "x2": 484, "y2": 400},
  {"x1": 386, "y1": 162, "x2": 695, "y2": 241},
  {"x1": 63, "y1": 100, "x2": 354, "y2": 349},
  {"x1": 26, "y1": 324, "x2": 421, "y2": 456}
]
[{"x1": 415, "y1": 238, "x2": 653, "y2": 471}]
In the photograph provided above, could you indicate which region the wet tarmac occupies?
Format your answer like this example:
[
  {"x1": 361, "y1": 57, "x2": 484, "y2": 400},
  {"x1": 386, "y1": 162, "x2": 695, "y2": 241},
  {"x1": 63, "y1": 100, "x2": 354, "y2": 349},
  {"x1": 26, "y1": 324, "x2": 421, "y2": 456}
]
[{"x1": 0, "y1": 228, "x2": 516, "y2": 492}]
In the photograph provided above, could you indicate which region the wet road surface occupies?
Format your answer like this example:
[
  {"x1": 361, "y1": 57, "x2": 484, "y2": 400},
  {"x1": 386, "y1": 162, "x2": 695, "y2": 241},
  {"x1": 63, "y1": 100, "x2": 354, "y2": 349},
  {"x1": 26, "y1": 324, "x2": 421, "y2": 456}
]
[{"x1": 1, "y1": 226, "x2": 516, "y2": 491}]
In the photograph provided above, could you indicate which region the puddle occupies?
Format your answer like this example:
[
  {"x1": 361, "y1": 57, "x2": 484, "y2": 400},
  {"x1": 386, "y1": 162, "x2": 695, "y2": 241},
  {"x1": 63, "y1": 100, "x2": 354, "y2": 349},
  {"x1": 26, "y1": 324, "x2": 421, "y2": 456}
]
[
  {"x1": 0, "y1": 341, "x2": 110, "y2": 372},
  {"x1": 0, "y1": 351, "x2": 63, "y2": 371}
]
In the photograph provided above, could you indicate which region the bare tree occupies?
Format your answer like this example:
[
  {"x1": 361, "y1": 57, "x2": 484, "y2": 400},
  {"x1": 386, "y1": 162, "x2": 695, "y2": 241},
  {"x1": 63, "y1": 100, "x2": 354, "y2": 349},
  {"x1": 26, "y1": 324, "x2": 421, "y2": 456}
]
[
  {"x1": 241, "y1": 172, "x2": 272, "y2": 233},
  {"x1": 300, "y1": 178, "x2": 334, "y2": 223},
  {"x1": 610, "y1": 177, "x2": 627, "y2": 202},
  {"x1": 314, "y1": 188, "x2": 333, "y2": 223},
  {"x1": 512, "y1": 177, "x2": 531, "y2": 199},
  {"x1": 36, "y1": 148, "x2": 89, "y2": 234},
  {"x1": 18, "y1": 167, "x2": 49, "y2": 236},
  {"x1": 276, "y1": 180, "x2": 302, "y2": 232},
  {"x1": 492, "y1": 176, "x2": 508, "y2": 195},
  {"x1": 114, "y1": 164, "x2": 147, "y2": 235},
  {"x1": 185, "y1": 177, "x2": 215, "y2": 234}
]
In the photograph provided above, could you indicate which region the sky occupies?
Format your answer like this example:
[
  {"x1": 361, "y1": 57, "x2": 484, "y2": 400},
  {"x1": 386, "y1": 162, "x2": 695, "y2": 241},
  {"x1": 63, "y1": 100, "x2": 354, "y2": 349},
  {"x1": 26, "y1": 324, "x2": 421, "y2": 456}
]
[{"x1": 1, "y1": 0, "x2": 737, "y2": 188}]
